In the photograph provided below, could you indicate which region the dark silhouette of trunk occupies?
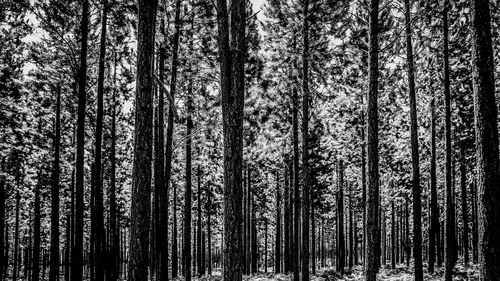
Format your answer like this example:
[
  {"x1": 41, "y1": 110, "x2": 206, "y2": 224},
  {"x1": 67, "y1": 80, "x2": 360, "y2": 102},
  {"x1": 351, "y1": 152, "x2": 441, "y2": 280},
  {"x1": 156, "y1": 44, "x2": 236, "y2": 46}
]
[
  {"x1": 361, "y1": 108, "x2": 366, "y2": 267},
  {"x1": 0, "y1": 178, "x2": 4, "y2": 280},
  {"x1": 349, "y1": 184, "x2": 353, "y2": 271},
  {"x1": 284, "y1": 164, "x2": 290, "y2": 273},
  {"x1": 242, "y1": 171, "x2": 247, "y2": 274},
  {"x1": 301, "y1": 1, "x2": 310, "y2": 280},
  {"x1": 443, "y1": 2, "x2": 456, "y2": 280},
  {"x1": 172, "y1": 182, "x2": 178, "y2": 278},
  {"x1": 206, "y1": 184, "x2": 212, "y2": 275},
  {"x1": 460, "y1": 143, "x2": 469, "y2": 266},
  {"x1": 338, "y1": 162, "x2": 345, "y2": 275},
  {"x1": 251, "y1": 194, "x2": 258, "y2": 274},
  {"x1": 92, "y1": 1, "x2": 108, "y2": 280},
  {"x1": 33, "y1": 166, "x2": 42, "y2": 281},
  {"x1": 128, "y1": 0, "x2": 158, "y2": 280},
  {"x1": 197, "y1": 167, "x2": 204, "y2": 277},
  {"x1": 13, "y1": 190, "x2": 20, "y2": 281},
  {"x1": 292, "y1": 87, "x2": 300, "y2": 281},
  {"x1": 166, "y1": 0, "x2": 182, "y2": 278},
  {"x1": 275, "y1": 172, "x2": 281, "y2": 274},
  {"x1": 246, "y1": 170, "x2": 252, "y2": 275},
  {"x1": 471, "y1": 0, "x2": 500, "y2": 279},
  {"x1": 429, "y1": 87, "x2": 440, "y2": 272},
  {"x1": 215, "y1": 0, "x2": 246, "y2": 279},
  {"x1": 404, "y1": 0, "x2": 422, "y2": 278},
  {"x1": 108, "y1": 49, "x2": 119, "y2": 281},
  {"x1": 366, "y1": 0, "x2": 380, "y2": 279},
  {"x1": 405, "y1": 199, "x2": 410, "y2": 267},
  {"x1": 50, "y1": 85, "x2": 62, "y2": 281},
  {"x1": 72, "y1": 0, "x2": 89, "y2": 280},
  {"x1": 391, "y1": 201, "x2": 395, "y2": 269},
  {"x1": 156, "y1": 7, "x2": 167, "y2": 280},
  {"x1": 265, "y1": 219, "x2": 268, "y2": 273},
  {"x1": 472, "y1": 180, "x2": 478, "y2": 263},
  {"x1": 183, "y1": 79, "x2": 193, "y2": 281},
  {"x1": 311, "y1": 201, "x2": 316, "y2": 274}
]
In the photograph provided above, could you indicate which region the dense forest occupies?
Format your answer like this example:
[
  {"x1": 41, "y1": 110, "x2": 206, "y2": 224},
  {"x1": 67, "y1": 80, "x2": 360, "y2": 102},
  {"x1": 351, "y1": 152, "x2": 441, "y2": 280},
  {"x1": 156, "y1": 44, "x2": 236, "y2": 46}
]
[{"x1": 1, "y1": 0, "x2": 500, "y2": 280}]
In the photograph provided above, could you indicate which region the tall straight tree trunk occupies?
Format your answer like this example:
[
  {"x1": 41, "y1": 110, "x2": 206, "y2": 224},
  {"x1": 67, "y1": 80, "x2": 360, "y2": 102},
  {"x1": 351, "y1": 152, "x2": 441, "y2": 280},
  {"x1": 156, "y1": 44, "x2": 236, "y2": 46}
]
[
  {"x1": 128, "y1": 0, "x2": 157, "y2": 280},
  {"x1": 284, "y1": 163, "x2": 290, "y2": 273},
  {"x1": 338, "y1": 162, "x2": 345, "y2": 275},
  {"x1": 348, "y1": 184, "x2": 353, "y2": 271},
  {"x1": 366, "y1": 0, "x2": 380, "y2": 280},
  {"x1": 72, "y1": 1, "x2": 89, "y2": 280},
  {"x1": 292, "y1": 89, "x2": 300, "y2": 281},
  {"x1": 460, "y1": 143, "x2": 469, "y2": 266},
  {"x1": 472, "y1": 180, "x2": 478, "y2": 263},
  {"x1": 13, "y1": 190, "x2": 20, "y2": 281},
  {"x1": 391, "y1": 200, "x2": 395, "y2": 269},
  {"x1": 404, "y1": 0, "x2": 422, "y2": 278},
  {"x1": 156, "y1": 6, "x2": 167, "y2": 280},
  {"x1": 33, "y1": 160, "x2": 42, "y2": 281},
  {"x1": 443, "y1": 2, "x2": 456, "y2": 280},
  {"x1": 0, "y1": 178, "x2": 4, "y2": 280},
  {"x1": 183, "y1": 79, "x2": 194, "y2": 281},
  {"x1": 93, "y1": 1, "x2": 108, "y2": 280},
  {"x1": 471, "y1": 0, "x2": 500, "y2": 279},
  {"x1": 275, "y1": 172, "x2": 281, "y2": 274},
  {"x1": 246, "y1": 170, "x2": 251, "y2": 275},
  {"x1": 215, "y1": 0, "x2": 245, "y2": 280},
  {"x1": 429, "y1": 86, "x2": 439, "y2": 272},
  {"x1": 108, "y1": 50, "x2": 119, "y2": 281},
  {"x1": 172, "y1": 182, "x2": 178, "y2": 278},
  {"x1": 251, "y1": 194, "x2": 258, "y2": 274},
  {"x1": 311, "y1": 201, "x2": 316, "y2": 274},
  {"x1": 50, "y1": 85, "x2": 62, "y2": 281},
  {"x1": 301, "y1": 1, "x2": 311, "y2": 280},
  {"x1": 206, "y1": 184, "x2": 212, "y2": 275},
  {"x1": 197, "y1": 167, "x2": 203, "y2": 277}
]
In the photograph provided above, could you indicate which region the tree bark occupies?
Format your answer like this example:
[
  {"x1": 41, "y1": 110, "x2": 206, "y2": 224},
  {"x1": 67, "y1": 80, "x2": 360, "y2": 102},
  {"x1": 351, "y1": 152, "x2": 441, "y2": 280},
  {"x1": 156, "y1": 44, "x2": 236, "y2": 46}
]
[
  {"x1": 366, "y1": 0, "x2": 380, "y2": 279},
  {"x1": 429, "y1": 84, "x2": 439, "y2": 272},
  {"x1": 72, "y1": 0, "x2": 89, "y2": 280},
  {"x1": 338, "y1": 162, "x2": 345, "y2": 275},
  {"x1": 471, "y1": 0, "x2": 500, "y2": 279},
  {"x1": 172, "y1": 182, "x2": 178, "y2": 278},
  {"x1": 275, "y1": 172, "x2": 281, "y2": 274},
  {"x1": 460, "y1": 143, "x2": 469, "y2": 266},
  {"x1": 128, "y1": 0, "x2": 157, "y2": 280},
  {"x1": 215, "y1": 0, "x2": 246, "y2": 279},
  {"x1": 284, "y1": 163, "x2": 290, "y2": 273},
  {"x1": 183, "y1": 76, "x2": 193, "y2": 281}
]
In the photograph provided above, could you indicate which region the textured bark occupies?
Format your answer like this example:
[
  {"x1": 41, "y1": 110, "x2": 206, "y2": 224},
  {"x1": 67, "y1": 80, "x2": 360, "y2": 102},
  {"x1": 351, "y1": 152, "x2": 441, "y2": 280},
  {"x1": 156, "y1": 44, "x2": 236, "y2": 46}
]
[
  {"x1": 197, "y1": 167, "x2": 204, "y2": 277},
  {"x1": 206, "y1": 184, "x2": 212, "y2": 275},
  {"x1": 365, "y1": 0, "x2": 380, "y2": 279},
  {"x1": 391, "y1": 201, "x2": 395, "y2": 269},
  {"x1": 338, "y1": 163, "x2": 345, "y2": 275},
  {"x1": 49, "y1": 85, "x2": 62, "y2": 281},
  {"x1": 292, "y1": 88, "x2": 300, "y2": 281},
  {"x1": 128, "y1": 0, "x2": 157, "y2": 280},
  {"x1": 348, "y1": 184, "x2": 353, "y2": 270},
  {"x1": 403, "y1": 0, "x2": 423, "y2": 278},
  {"x1": 284, "y1": 164, "x2": 291, "y2": 273},
  {"x1": 92, "y1": 1, "x2": 108, "y2": 280},
  {"x1": 472, "y1": 180, "x2": 479, "y2": 263},
  {"x1": 72, "y1": 1, "x2": 89, "y2": 280},
  {"x1": 0, "y1": 178, "x2": 4, "y2": 280},
  {"x1": 251, "y1": 193, "x2": 258, "y2": 274},
  {"x1": 471, "y1": 0, "x2": 500, "y2": 279},
  {"x1": 172, "y1": 182, "x2": 178, "y2": 278},
  {"x1": 443, "y1": 2, "x2": 456, "y2": 280},
  {"x1": 215, "y1": 0, "x2": 245, "y2": 279},
  {"x1": 13, "y1": 190, "x2": 20, "y2": 281},
  {"x1": 301, "y1": 1, "x2": 310, "y2": 280}
]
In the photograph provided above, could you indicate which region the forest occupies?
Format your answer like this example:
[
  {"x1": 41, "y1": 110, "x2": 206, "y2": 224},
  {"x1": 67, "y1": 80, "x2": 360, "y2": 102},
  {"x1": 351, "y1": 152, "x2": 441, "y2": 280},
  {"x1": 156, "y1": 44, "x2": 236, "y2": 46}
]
[{"x1": 1, "y1": 0, "x2": 500, "y2": 280}]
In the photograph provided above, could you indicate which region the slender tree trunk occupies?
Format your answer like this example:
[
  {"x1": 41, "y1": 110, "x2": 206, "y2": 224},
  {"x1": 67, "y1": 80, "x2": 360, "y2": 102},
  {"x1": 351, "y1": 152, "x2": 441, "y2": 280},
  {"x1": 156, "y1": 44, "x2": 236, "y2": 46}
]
[
  {"x1": 251, "y1": 194, "x2": 258, "y2": 274},
  {"x1": 197, "y1": 167, "x2": 203, "y2": 277},
  {"x1": 284, "y1": 163, "x2": 290, "y2": 273},
  {"x1": 128, "y1": 0, "x2": 158, "y2": 280},
  {"x1": 183, "y1": 77, "x2": 193, "y2": 281},
  {"x1": 403, "y1": 0, "x2": 422, "y2": 278},
  {"x1": 206, "y1": 184, "x2": 212, "y2": 275},
  {"x1": 13, "y1": 190, "x2": 20, "y2": 281},
  {"x1": 72, "y1": 0, "x2": 89, "y2": 280},
  {"x1": 172, "y1": 182, "x2": 178, "y2": 278},
  {"x1": 471, "y1": 0, "x2": 500, "y2": 279},
  {"x1": 391, "y1": 201, "x2": 396, "y2": 269},
  {"x1": 246, "y1": 170, "x2": 251, "y2": 275},
  {"x1": 0, "y1": 178, "x2": 4, "y2": 280},
  {"x1": 366, "y1": 0, "x2": 380, "y2": 279},
  {"x1": 32, "y1": 167, "x2": 42, "y2": 281},
  {"x1": 275, "y1": 172, "x2": 281, "y2": 274},
  {"x1": 460, "y1": 143, "x2": 469, "y2": 266},
  {"x1": 215, "y1": 0, "x2": 246, "y2": 279},
  {"x1": 301, "y1": 1, "x2": 310, "y2": 280},
  {"x1": 292, "y1": 89, "x2": 300, "y2": 281},
  {"x1": 93, "y1": 2, "x2": 108, "y2": 280},
  {"x1": 338, "y1": 162, "x2": 345, "y2": 275},
  {"x1": 311, "y1": 201, "x2": 316, "y2": 274},
  {"x1": 443, "y1": 2, "x2": 456, "y2": 280},
  {"x1": 49, "y1": 85, "x2": 62, "y2": 281},
  {"x1": 472, "y1": 180, "x2": 478, "y2": 263},
  {"x1": 429, "y1": 86, "x2": 439, "y2": 272},
  {"x1": 349, "y1": 184, "x2": 353, "y2": 271}
]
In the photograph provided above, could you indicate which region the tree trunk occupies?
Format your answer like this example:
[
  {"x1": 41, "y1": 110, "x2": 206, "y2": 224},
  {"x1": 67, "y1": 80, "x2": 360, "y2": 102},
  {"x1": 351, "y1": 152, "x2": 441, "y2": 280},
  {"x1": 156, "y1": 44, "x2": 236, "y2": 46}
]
[
  {"x1": 172, "y1": 182, "x2": 178, "y2": 278},
  {"x1": 460, "y1": 143, "x2": 469, "y2": 266},
  {"x1": 472, "y1": 180, "x2": 478, "y2": 263},
  {"x1": 292, "y1": 88, "x2": 300, "y2": 281},
  {"x1": 215, "y1": 0, "x2": 246, "y2": 279},
  {"x1": 391, "y1": 201, "x2": 395, "y2": 269},
  {"x1": 13, "y1": 190, "x2": 20, "y2": 281},
  {"x1": 403, "y1": 0, "x2": 422, "y2": 278},
  {"x1": 443, "y1": 2, "x2": 456, "y2": 280},
  {"x1": 275, "y1": 172, "x2": 281, "y2": 274},
  {"x1": 349, "y1": 184, "x2": 353, "y2": 271},
  {"x1": 429, "y1": 85, "x2": 439, "y2": 272},
  {"x1": 183, "y1": 78, "x2": 193, "y2": 281},
  {"x1": 0, "y1": 178, "x2": 4, "y2": 280},
  {"x1": 338, "y1": 162, "x2": 345, "y2": 275},
  {"x1": 471, "y1": 0, "x2": 500, "y2": 279},
  {"x1": 206, "y1": 184, "x2": 212, "y2": 275},
  {"x1": 251, "y1": 194, "x2": 258, "y2": 274},
  {"x1": 301, "y1": 1, "x2": 310, "y2": 280},
  {"x1": 284, "y1": 163, "x2": 290, "y2": 273},
  {"x1": 197, "y1": 167, "x2": 203, "y2": 277},
  {"x1": 72, "y1": 0, "x2": 89, "y2": 280},
  {"x1": 365, "y1": 0, "x2": 380, "y2": 279},
  {"x1": 128, "y1": 0, "x2": 157, "y2": 280}
]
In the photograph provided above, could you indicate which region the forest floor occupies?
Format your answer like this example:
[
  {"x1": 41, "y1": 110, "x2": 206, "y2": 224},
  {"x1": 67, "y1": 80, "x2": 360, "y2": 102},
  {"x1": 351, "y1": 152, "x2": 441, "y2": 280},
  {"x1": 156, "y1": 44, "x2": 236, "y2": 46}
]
[{"x1": 192, "y1": 262, "x2": 479, "y2": 280}]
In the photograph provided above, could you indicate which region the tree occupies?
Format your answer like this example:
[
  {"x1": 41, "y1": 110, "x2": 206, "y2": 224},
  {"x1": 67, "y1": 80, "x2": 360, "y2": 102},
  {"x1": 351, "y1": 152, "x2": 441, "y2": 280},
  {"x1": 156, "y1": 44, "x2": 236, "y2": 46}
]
[
  {"x1": 403, "y1": 0, "x2": 422, "y2": 279},
  {"x1": 365, "y1": 0, "x2": 380, "y2": 280},
  {"x1": 72, "y1": 0, "x2": 89, "y2": 280},
  {"x1": 471, "y1": 0, "x2": 500, "y2": 280},
  {"x1": 215, "y1": 0, "x2": 245, "y2": 279},
  {"x1": 128, "y1": 0, "x2": 158, "y2": 280}
]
